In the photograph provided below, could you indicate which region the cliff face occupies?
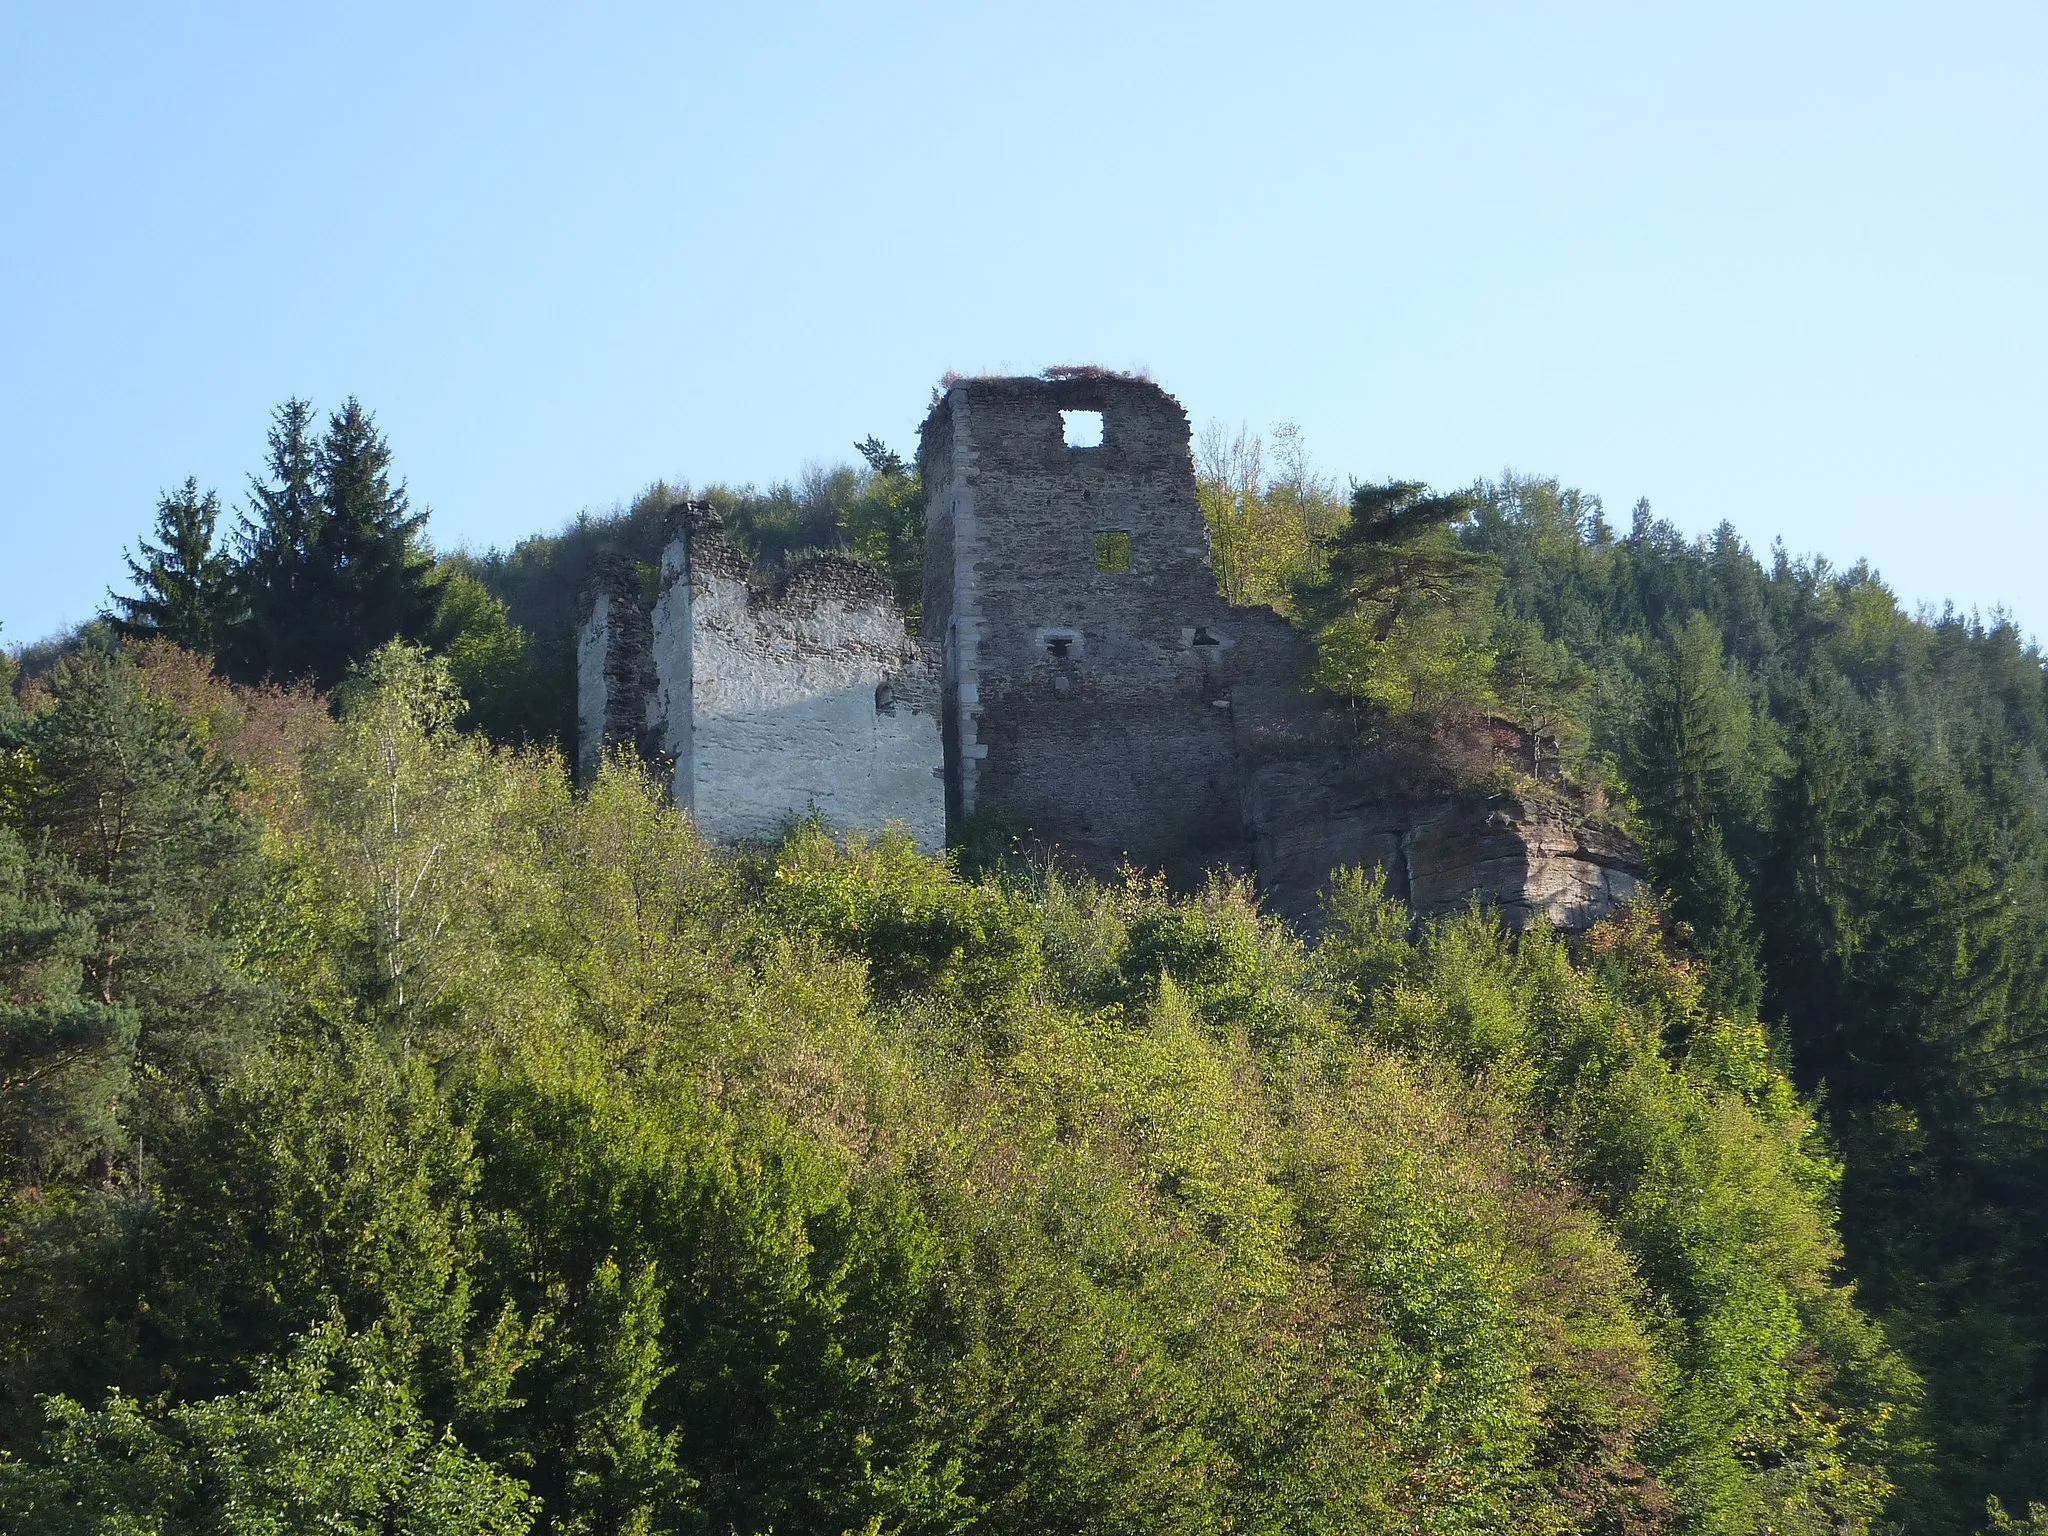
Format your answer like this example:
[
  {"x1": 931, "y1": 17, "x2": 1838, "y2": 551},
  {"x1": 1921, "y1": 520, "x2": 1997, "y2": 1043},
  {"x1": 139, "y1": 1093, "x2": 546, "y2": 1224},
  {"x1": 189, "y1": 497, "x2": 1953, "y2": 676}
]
[{"x1": 1247, "y1": 757, "x2": 1643, "y2": 931}]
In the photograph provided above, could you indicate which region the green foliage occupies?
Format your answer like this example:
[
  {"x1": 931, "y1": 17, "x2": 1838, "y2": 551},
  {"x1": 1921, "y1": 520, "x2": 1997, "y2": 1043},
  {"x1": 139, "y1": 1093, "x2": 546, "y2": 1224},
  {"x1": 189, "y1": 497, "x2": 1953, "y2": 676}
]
[
  {"x1": 1326, "y1": 889, "x2": 1913, "y2": 1533},
  {"x1": 845, "y1": 435, "x2": 929, "y2": 620},
  {"x1": 0, "y1": 1325, "x2": 535, "y2": 1535},
  {"x1": 1627, "y1": 615, "x2": 1769, "y2": 1016},
  {"x1": 50, "y1": 449, "x2": 2048, "y2": 1529},
  {"x1": 161, "y1": 397, "x2": 440, "y2": 690},
  {"x1": 292, "y1": 641, "x2": 557, "y2": 1040},
  {"x1": 1464, "y1": 473, "x2": 2048, "y2": 1526},
  {"x1": 110, "y1": 479, "x2": 237, "y2": 655},
  {"x1": 1231, "y1": 465, "x2": 1595, "y2": 743},
  {"x1": 761, "y1": 819, "x2": 1044, "y2": 1018},
  {"x1": 0, "y1": 649, "x2": 262, "y2": 1176},
  {"x1": 131, "y1": 1034, "x2": 519, "y2": 1414},
  {"x1": 1291, "y1": 479, "x2": 1502, "y2": 725},
  {"x1": 0, "y1": 632, "x2": 20, "y2": 735},
  {"x1": 434, "y1": 572, "x2": 541, "y2": 744},
  {"x1": 0, "y1": 822, "x2": 136, "y2": 1188},
  {"x1": 227, "y1": 398, "x2": 323, "y2": 684},
  {"x1": 102, "y1": 426, "x2": 928, "y2": 753},
  {"x1": 1195, "y1": 422, "x2": 1347, "y2": 613},
  {"x1": 1292, "y1": 479, "x2": 1491, "y2": 631},
  {"x1": 1311, "y1": 601, "x2": 1497, "y2": 721},
  {"x1": 0, "y1": 652, "x2": 1927, "y2": 1531},
  {"x1": 1493, "y1": 614, "x2": 1594, "y2": 767},
  {"x1": 1983, "y1": 1497, "x2": 2048, "y2": 1534}
]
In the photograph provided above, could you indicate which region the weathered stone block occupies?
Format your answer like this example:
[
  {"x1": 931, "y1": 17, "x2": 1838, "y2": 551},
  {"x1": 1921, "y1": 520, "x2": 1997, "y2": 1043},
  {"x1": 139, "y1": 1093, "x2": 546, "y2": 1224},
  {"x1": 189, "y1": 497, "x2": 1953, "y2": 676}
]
[{"x1": 1249, "y1": 758, "x2": 1643, "y2": 931}]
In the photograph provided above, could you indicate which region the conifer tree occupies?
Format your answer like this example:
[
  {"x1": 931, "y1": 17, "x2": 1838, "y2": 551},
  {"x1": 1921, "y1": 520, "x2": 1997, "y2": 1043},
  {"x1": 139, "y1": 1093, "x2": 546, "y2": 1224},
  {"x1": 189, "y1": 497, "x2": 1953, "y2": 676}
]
[
  {"x1": 0, "y1": 824, "x2": 137, "y2": 1188},
  {"x1": 308, "y1": 398, "x2": 437, "y2": 683},
  {"x1": 227, "y1": 398, "x2": 438, "y2": 689},
  {"x1": 0, "y1": 631, "x2": 20, "y2": 738},
  {"x1": 9, "y1": 652, "x2": 261, "y2": 1095},
  {"x1": 226, "y1": 399, "x2": 323, "y2": 684},
  {"x1": 840, "y1": 436, "x2": 926, "y2": 617},
  {"x1": 1629, "y1": 613, "x2": 1765, "y2": 1015},
  {"x1": 108, "y1": 479, "x2": 236, "y2": 654},
  {"x1": 1292, "y1": 480, "x2": 1491, "y2": 635},
  {"x1": 1292, "y1": 480, "x2": 1500, "y2": 722}
]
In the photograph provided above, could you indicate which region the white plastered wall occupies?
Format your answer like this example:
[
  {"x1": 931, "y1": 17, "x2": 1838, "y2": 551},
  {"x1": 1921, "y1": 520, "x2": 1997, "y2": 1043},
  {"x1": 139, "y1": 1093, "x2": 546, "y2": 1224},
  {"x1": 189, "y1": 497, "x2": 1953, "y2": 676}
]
[
  {"x1": 574, "y1": 592, "x2": 612, "y2": 784},
  {"x1": 660, "y1": 559, "x2": 945, "y2": 852}
]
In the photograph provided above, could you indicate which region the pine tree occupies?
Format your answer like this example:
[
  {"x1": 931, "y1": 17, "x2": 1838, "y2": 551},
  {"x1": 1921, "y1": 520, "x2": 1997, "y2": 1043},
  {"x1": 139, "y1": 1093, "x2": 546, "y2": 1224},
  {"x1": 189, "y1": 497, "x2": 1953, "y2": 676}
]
[
  {"x1": 0, "y1": 824, "x2": 137, "y2": 1188},
  {"x1": 1292, "y1": 480, "x2": 1501, "y2": 723},
  {"x1": 108, "y1": 479, "x2": 236, "y2": 654},
  {"x1": 10, "y1": 652, "x2": 262, "y2": 1096},
  {"x1": 1292, "y1": 480, "x2": 1491, "y2": 635}
]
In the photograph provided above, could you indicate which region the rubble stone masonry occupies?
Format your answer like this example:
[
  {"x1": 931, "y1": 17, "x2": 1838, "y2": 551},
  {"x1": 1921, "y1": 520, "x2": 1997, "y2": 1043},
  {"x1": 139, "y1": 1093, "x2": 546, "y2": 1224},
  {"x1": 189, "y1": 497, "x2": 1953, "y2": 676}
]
[
  {"x1": 581, "y1": 374, "x2": 1640, "y2": 930},
  {"x1": 919, "y1": 373, "x2": 1265, "y2": 867}
]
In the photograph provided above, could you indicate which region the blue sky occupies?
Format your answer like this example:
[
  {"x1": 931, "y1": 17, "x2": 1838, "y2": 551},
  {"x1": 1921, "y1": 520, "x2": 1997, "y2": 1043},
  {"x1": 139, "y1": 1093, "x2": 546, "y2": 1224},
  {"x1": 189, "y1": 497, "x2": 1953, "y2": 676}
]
[{"x1": 3, "y1": 2, "x2": 2043, "y2": 645}]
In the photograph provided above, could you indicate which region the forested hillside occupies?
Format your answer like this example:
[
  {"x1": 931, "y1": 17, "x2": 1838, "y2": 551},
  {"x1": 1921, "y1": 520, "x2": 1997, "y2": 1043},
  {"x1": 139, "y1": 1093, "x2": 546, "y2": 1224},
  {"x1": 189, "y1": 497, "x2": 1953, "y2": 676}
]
[
  {"x1": 3, "y1": 400, "x2": 2045, "y2": 1532},
  {"x1": 1470, "y1": 481, "x2": 2048, "y2": 1528},
  {"x1": 1203, "y1": 449, "x2": 2048, "y2": 1527}
]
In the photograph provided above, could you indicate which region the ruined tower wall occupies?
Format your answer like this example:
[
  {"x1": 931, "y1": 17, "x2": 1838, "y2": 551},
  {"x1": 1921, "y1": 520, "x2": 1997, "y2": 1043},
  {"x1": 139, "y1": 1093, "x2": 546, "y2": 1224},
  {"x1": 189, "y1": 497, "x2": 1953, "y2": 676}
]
[
  {"x1": 920, "y1": 375, "x2": 1254, "y2": 869},
  {"x1": 575, "y1": 553, "x2": 655, "y2": 783},
  {"x1": 918, "y1": 394, "x2": 975, "y2": 827},
  {"x1": 630, "y1": 508, "x2": 945, "y2": 851}
]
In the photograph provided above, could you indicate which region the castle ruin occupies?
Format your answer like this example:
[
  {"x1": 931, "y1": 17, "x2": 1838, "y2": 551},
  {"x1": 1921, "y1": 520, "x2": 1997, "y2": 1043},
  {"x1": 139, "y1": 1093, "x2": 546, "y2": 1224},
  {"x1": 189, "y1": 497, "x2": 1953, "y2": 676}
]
[
  {"x1": 578, "y1": 372, "x2": 1642, "y2": 929},
  {"x1": 578, "y1": 507, "x2": 945, "y2": 851}
]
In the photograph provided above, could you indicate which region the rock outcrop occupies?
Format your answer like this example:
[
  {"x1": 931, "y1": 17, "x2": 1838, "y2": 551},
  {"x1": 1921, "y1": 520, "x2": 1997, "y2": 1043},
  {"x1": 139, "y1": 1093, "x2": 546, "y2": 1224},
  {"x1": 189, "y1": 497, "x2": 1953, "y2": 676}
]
[{"x1": 1248, "y1": 757, "x2": 1643, "y2": 931}]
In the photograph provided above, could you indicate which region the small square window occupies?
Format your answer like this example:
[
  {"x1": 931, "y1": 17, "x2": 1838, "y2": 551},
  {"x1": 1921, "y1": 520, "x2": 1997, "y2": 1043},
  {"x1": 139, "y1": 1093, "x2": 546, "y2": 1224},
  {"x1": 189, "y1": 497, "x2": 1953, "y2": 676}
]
[
  {"x1": 1094, "y1": 530, "x2": 1131, "y2": 572},
  {"x1": 1061, "y1": 409, "x2": 1104, "y2": 448}
]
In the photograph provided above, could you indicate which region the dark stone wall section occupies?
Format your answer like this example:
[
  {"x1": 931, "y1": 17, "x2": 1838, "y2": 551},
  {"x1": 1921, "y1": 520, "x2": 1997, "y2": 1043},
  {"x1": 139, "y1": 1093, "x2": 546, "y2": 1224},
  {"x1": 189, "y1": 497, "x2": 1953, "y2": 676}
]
[
  {"x1": 920, "y1": 374, "x2": 1256, "y2": 872},
  {"x1": 918, "y1": 371, "x2": 1642, "y2": 927},
  {"x1": 576, "y1": 552, "x2": 657, "y2": 783}
]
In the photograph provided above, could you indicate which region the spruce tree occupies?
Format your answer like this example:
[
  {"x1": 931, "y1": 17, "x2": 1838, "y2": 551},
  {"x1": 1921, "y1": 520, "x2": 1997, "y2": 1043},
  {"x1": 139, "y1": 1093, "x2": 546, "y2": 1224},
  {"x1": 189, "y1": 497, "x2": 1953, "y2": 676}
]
[
  {"x1": 108, "y1": 479, "x2": 236, "y2": 654},
  {"x1": 1629, "y1": 613, "x2": 1765, "y2": 1015},
  {"x1": 308, "y1": 398, "x2": 437, "y2": 684},
  {"x1": 226, "y1": 398, "x2": 437, "y2": 689},
  {"x1": 226, "y1": 399, "x2": 323, "y2": 685}
]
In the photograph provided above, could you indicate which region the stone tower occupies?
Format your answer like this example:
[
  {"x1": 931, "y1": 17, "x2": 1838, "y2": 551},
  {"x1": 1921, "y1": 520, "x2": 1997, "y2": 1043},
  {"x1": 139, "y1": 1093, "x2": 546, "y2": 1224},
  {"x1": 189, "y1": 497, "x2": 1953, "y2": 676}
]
[{"x1": 918, "y1": 372, "x2": 1269, "y2": 869}]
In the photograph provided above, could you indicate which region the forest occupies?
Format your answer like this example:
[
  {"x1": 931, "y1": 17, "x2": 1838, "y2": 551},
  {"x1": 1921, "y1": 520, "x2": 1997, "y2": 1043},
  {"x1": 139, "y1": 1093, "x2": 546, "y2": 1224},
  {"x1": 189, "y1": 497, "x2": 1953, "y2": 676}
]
[{"x1": 2, "y1": 397, "x2": 2045, "y2": 1534}]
